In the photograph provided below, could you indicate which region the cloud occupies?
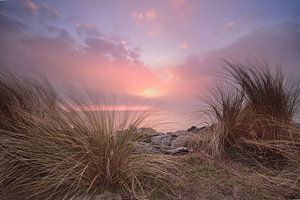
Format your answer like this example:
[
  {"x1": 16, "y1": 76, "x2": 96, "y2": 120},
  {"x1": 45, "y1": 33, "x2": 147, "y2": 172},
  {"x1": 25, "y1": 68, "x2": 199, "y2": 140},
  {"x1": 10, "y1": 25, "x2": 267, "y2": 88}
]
[
  {"x1": 147, "y1": 29, "x2": 162, "y2": 38},
  {"x1": 28, "y1": 1, "x2": 59, "y2": 19},
  {"x1": 0, "y1": 0, "x2": 59, "y2": 21},
  {"x1": 147, "y1": 31, "x2": 158, "y2": 37},
  {"x1": 131, "y1": 8, "x2": 157, "y2": 23},
  {"x1": 164, "y1": 23, "x2": 300, "y2": 101},
  {"x1": 170, "y1": 0, "x2": 192, "y2": 16},
  {"x1": 179, "y1": 41, "x2": 189, "y2": 49},
  {"x1": 216, "y1": 12, "x2": 261, "y2": 35},
  {"x1": 145, "y1": 9, "x2": 157, "y2": 20},
  {"x1": 219, "y1": 21, "x2": 238, "y2": 33},
  {"x1": 171, "y1": 0, "x2": 186, "y2": 7},
  {"x1": 84, "y1": 37, "x2": 139, "y2": 61},
  {"x1": 0, "y1": 14, "x2": 163, "y2": 105},
  {"x1": 245, "y1": 11, "x2": 261, "y2": 24},
  {"x1": 0, "y1": 13, "x2": 27, "y2": 35},
  {"x1": 22, "y1": 0, "x2": 38, "y2": 14},
  {"x1": 76, "y1": 23, "x2": 101, "y2": 37},
  {"x1": 131, "y1": 12, "x2": 144, "y2": 21}
]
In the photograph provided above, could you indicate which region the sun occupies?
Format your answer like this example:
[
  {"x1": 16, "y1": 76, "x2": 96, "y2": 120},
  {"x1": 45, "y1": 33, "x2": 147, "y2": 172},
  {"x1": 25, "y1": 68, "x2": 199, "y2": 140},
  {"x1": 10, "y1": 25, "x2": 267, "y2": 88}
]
[{"x1": 139, "y1": 88, "x2": 162, "y2": 98}]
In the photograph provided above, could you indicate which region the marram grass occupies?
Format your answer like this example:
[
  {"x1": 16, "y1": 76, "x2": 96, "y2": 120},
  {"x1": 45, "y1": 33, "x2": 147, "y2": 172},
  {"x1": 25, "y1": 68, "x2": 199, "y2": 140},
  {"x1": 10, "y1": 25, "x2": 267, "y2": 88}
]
[
  {"x1": 202, "y1": 61, "x2": 300, "y2": 163},
  {"x1": 0, "y1": 71, "x2": 180, "y2": 200}
]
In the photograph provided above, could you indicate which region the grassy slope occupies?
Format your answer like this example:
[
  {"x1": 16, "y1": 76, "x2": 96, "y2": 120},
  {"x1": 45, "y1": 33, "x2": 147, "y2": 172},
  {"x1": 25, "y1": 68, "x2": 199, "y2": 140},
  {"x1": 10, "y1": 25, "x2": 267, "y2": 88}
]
[{"x1": 150, "y1": 153, "x2": 299, "y2": 200}]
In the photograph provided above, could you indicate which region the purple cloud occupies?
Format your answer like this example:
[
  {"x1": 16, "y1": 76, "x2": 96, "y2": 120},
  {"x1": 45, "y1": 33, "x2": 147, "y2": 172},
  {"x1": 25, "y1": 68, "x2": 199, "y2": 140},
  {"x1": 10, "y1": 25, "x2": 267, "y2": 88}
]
[
  {"x1": 76, "y1": 23, "x2": 101, "y2": 37},
  {"x1": 0, "y1": 0, "x2": 59, "y2": 21}
]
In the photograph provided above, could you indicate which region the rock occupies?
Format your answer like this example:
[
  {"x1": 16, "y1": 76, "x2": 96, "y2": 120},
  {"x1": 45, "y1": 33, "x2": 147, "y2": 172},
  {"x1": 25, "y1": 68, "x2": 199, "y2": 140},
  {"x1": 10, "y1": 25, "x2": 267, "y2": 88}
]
[
  {"x1": 169, "y1": 130, "x2": 188, "y2": 137},
  {"x1": 133, "y1": 128, "x2": 197, "y2": 155},
  {"x1": 161, "y1": 146, "x2": 190, "y2": 155},
  {"x1": 134, "y1": 141, "x2": 191, "y2": 155},
  {"x1": 198, "y1": 126, "x2": 208, "y2": 132},
  {"x1": 134, "y1": 142, "x2": 161, "y2": 154},
  {"x1": 137, "y1": 127, "x2": 164, "y2": 143},
  {"x1": 171, "y1": 134, "x2": 190, "y2": 147},
  {"x1": 150, "y1": 134, "x2": 172, "y2": 146},
  {"x1": 138, "y1": 127, "x2": 161, "y2": 136},
  {"x1": 171, "y1": 132, "x2": 202, "y2": 148},
  {"x1": 187, "y1": 125, "x2": 208, "y2": 133},
  {"x1": 187, "y1": 126, "x2": 198, "y2": 132}
]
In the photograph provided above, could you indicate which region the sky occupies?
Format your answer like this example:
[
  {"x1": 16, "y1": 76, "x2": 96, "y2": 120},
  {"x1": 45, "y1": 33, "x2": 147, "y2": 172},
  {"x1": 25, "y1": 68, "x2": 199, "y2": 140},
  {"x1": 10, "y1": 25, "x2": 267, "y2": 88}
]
[{"x1": 0, "y1": 0, "x2": 300, "y2": 131}]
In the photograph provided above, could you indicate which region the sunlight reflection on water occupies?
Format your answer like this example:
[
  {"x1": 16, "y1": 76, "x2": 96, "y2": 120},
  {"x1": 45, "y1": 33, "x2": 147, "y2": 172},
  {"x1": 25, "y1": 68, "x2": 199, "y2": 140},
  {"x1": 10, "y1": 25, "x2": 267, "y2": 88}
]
[{"x1": 89, "y1": 107, "x2": 202, "y2": 133}]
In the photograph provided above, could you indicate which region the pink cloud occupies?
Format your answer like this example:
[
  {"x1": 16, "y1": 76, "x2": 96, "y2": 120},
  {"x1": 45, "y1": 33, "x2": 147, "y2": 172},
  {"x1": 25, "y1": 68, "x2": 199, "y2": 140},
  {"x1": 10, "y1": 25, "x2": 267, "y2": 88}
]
[
  {"x1": 131, "y1": 8, "x2": 157, "y2": 23},
  {"x1": 170, "y1": 0, "x2": 192, "y2": 16},
  {"x1": 71, "y1": 105, "x2": 153, "y2": 112},
  {"x1": 23, "y1": 0, "x2": 38, "y2": 13},
  {"x1": 145, "y1": 9, "x2": 157, "y2": 20},
  {"x1": 179, "y1": 41, "x2": 189, "y2": 49},
  {"x1": 161, "y1": 56, "x2": 214, "y2": 99},
  {"x1": 2, "y1": 12, "x2": 300, "y2": 114},
  {"x1": 147, "y1": 29, "x2": 162, "y2": 38},
  {"x1": 131, "y1": 12, "x2": 144, "y2": 21},
  {"x1": 219, "y1": 21, "x2": 237, "y2": 33},
  {"x1": 171, "y1": 0, "x2": 186, "y2": 7},
  {"x1": 20, "y1": 0, "x2": 59, "y2": 19},
  {"x1": 0, "y1": 14, "x2": 164, "y2": 104}
]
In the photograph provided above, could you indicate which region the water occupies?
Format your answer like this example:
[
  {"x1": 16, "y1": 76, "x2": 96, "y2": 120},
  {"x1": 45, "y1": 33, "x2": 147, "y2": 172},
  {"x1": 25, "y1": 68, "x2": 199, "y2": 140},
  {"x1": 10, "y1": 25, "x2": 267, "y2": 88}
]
[
  {"x1": 86, "y1": 107, "x2": 201, "y2": 133},
  {"x1": 143, "y1": 108, "x2": 199, "y2": 132}
]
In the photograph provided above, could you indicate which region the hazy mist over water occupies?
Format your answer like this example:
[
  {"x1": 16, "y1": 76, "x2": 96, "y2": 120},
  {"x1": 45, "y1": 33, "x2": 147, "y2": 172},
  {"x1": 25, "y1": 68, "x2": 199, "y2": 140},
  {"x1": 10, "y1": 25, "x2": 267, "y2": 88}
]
[
  {"x1": 88, "y1": 107, "x2": 199, "y2": 133},
  {"x1": 145, "y1": 108, "x2": 199, "y2": 132}
]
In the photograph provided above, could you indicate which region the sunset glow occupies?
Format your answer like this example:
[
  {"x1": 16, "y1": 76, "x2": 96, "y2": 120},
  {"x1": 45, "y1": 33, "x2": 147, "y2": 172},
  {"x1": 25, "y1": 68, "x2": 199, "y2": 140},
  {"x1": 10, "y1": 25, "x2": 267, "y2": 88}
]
[
  {"x1": 71, "y1": 105, "x2": 153, "y2": 112},
  {"x1": 0, "y1": 0, "x2": 300, "y2": 131},
  {"x1": 138, "y1": 88, "x2": 164, "y2": 98}
]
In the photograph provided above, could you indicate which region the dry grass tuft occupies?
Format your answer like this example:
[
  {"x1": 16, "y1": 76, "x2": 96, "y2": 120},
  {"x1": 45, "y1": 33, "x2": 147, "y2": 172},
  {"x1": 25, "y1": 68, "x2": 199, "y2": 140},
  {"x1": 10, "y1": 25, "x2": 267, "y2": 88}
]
[
  {"x1": 203, "y1": 87, "x2": 245, "y2": 156},
  {"x1": 202, "y1": 61, "x2": 300, "y2": 160},
  {"x1": 200, "y1": 61, "x2": 300, "y2": 196},
  {"x1": 0, "y1": 70, "x2": 180, "y2": 200},
  {"x1": 225, "y1": 61, "x2": 300, "y2": 122}
]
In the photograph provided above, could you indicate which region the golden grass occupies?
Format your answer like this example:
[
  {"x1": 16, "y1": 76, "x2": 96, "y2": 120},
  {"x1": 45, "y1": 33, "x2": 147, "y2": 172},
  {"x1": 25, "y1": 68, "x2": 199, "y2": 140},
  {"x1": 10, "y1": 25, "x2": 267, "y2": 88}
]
[
  {"x1": 0, "y1": 70, "x2": 180, "y2": 199},
  {"x1": 202, "y1": 87, "x2": 245, "y2": 156},
  {"x1": 225, "y1": 61, "x2": 300, "y2": 122},
  {"x1": 198, "y1": 61, "x2": 300, "y2": 199},
  {"x1": 202, "y1": 61, "x2": 300, "y2": 159}
]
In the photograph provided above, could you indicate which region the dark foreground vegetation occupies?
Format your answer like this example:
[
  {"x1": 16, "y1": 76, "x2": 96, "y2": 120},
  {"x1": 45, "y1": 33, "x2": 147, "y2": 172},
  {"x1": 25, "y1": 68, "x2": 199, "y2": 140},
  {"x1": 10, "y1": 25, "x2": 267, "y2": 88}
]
[{"x1": 0, "y1": 61, "x2": 299, "y2": 199}]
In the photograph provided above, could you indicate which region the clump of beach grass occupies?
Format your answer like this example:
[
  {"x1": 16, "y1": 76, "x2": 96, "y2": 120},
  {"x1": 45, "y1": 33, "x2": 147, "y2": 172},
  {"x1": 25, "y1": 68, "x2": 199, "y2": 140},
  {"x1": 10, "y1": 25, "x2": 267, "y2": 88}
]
[
  {"x1": 0, "y1": 70, "x2": 180, "y2": 200},
  {"x1": 202, "y1": 61, "x2": 300, "y2": 161},
  {"x1": 226, "y1": 61, "x2": 300, "y2": 122},
  {"x1": 202, "y1": 87, "x2": 245, "y2": 157},
  {"x1": 199, "y1": 61, "x2": 300, "y2": 198}
]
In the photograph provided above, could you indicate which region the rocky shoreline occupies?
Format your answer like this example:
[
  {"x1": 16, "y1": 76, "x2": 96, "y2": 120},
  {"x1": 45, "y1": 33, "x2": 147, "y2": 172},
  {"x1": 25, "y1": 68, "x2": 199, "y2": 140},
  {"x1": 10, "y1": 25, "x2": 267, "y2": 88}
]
[{"x1": 134, "y1": 126, "x2": 208, "y2": 155}]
